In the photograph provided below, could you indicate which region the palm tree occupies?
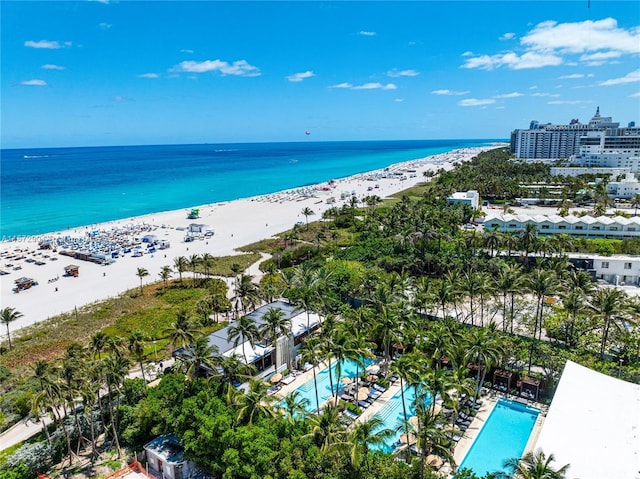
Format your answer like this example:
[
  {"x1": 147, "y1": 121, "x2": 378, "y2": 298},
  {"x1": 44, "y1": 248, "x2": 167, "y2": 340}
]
[
  {"x1": 158, "y1": 265, "x2": 173, "y2": 289},
  {"x1": 348, "y1": 416, "x2": 394, "y2": 473},
  {"x1": 527, "y1": 269, "x2": 559, "y2": 372},
  {"x1": 102, "y1": 354, "x2": 130, "y2": 458},
  {"x1": 298, "y1": 337, "x2": 323, "y2": 413},
  {"x1": 278, "y1": 390, "x2": 309, "y2": 424},
  {"x1": 520, "y1": 223, "x2": 539, "y2": 262},
  {"x1": 188, "y1": 254, "x2": 201, "y2": 286},
  {"x1": 228, "y1": 314, "x2": 259, "y2": 364},
  {"x1": 412, "y1": 402, "x2": 455, "y2": 478},
  {"x1": 632, "y1": 194, "x2": 640, "y2": 216},
  {"x1": 465, "y1": 324, "x2": 503, "y2": 404},
  {"x1": 1, "y1": 307, "x2": 23, "y2": 350},
  {"x1": 495, "y1": 262, "x2": 524, "y2": 334},
  {"x1": 234, "y1": 274, "x2": 260, "y2": 313},
  {"x1": 235, "y1": 378, "x2": 277, "y2": 425},
  {"x1": 136, "y1": 267, "x2": 149, "y2": 294},
  {"x1": 181, "y1": 336, "x2": 220, "y2": 379},
  {"x1": 390, "y1": 354, "x2": 422, "y2": 462},
  {"x1": 164, "y1": 310, "x2": 200, "y2": 350},
  {"x1": 127, "y1": 330, "x2": 147, "y2": 384},
  {"x1": 89, "y1": 331, "x2": 108, "y2": 359},
  {"x1": 303, "y1": 405, "x2": 348, "y2": 452},
  {"x1": 201, "y1": 252, "x2": 214, "y2": 280},
  {"x1": 173, "y1": 256, "x2": 188, "y2": 283},
  {"x1": 589, "y1": 288, "x2": 631, "y2": 359},
  {"x1": 301, "y1": 206, "x2": 315, "y2": 229},
  {"x1": 259, "y1": 307, "x2": 291, "y2": 371},
  {"x1": 218, "y1": 354, "x2": 256, "y2": 405},
  {"x1": 500, "y1": 448, "x2": 570, "y2": 479}
]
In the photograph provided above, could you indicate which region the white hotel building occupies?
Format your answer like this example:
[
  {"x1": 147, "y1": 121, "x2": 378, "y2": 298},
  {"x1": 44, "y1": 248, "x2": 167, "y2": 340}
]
[{"x1": 483, "y1": 213, "x2": 640, "y2": 239}]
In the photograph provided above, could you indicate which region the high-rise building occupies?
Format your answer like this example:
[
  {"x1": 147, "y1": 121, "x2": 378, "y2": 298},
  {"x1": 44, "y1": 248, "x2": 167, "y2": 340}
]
[{"x1": 511, "y1": 107, "x2": 620, "y2": 159}]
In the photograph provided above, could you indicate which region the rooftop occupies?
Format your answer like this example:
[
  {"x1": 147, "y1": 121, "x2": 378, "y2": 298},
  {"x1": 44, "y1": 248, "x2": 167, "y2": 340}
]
[{"x1": 534, "y1": 360, "x2": 640, "y2": 479}]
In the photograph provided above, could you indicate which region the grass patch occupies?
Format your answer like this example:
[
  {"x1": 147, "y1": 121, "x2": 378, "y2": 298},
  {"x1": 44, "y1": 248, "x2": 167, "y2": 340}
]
[
  {"x1": 387, "y1": 182, "x2": 429, "y2": 200},
  {"x1": 203, "y1": 252, "x2": 262, "y2": 276},
  {"x1": 237, "y1": 238, "x2": 282, "y2": 253}
]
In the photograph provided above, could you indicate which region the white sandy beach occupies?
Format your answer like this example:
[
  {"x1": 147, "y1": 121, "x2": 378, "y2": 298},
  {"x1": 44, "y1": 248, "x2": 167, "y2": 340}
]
[{"x1": 0, "y1": 146, "x2": 497, "y2": 336}]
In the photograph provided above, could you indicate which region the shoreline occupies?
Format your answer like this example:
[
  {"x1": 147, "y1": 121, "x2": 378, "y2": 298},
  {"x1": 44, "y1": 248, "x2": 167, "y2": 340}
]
[{"x1": 1, "y1": 145, "x2": 499, "y2": 336}]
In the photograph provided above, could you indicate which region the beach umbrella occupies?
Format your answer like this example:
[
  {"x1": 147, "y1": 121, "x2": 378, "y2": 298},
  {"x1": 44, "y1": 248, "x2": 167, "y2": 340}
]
[
  {"x1": 341, "y1": 377, "x2": 352, "y2": 384},
  {"x1": 431, "y1": 402, "x2": 442, "y2": 415},
  {"x1": 426, "y1": 455, "x2": 443, "y2": 468},
  {"x1": 399, "y1": 433, "x2": 416, "y2": 444},
  {"x1": 365, "y1": 364, "x2": 380, "y2": 374},
  {"x1": 366, "y1": 374, "x2": 378, "y2": 382},
  {"x1": 409, "y1": 416, "x2": 419, "y2": 427},
  {"x1": 357, "y1": 387, "x2": 370, "y2": 401},
  {"x1": 270, "y1": 373, "x2": 283, "y2": 384}
]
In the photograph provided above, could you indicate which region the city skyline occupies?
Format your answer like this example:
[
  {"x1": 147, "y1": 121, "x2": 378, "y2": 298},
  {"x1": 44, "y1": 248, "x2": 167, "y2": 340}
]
[{"x1": 2, "y1": 1, "x2": 639, "y2": 148}]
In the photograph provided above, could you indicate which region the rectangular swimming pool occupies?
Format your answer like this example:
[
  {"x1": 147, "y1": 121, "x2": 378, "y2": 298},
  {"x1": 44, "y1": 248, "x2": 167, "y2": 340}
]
[{"x1": 458, "y1": 398, "x2": 539, "y2": 476}]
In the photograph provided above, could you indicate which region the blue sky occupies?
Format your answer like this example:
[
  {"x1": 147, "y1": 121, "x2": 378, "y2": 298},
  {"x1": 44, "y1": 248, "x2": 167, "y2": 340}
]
[{"x1": 2, "y1": 1, "x2": 639, "y2": 148}]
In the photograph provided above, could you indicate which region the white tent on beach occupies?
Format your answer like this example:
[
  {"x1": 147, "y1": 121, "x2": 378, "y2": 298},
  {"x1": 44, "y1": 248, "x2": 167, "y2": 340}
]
[{"x1": 534, "y1": 360, "x2": 640, "y2": 479}]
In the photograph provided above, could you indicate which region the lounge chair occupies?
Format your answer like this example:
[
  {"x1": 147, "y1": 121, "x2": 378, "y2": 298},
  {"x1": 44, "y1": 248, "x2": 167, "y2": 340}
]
[
  {"x1": 372, "y1": 384, "x2": 386, "y2": 392},
  {"x1": 343, "y1": 409, "x2": 359, "y2": 420},
  {"x1": 340, "y1": 393, "x2": 353, "y2": 401},
  {"x1": 357, "y1": 400, "x2": 370, "y2": 409}
]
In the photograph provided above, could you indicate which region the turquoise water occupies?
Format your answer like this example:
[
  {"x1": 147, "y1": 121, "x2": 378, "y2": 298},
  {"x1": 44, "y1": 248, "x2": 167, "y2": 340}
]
[
  {"x1": 289, "y1": 358, "x2": 372, "y2": 412},
  {"x1": 1, "y1": 140, "x2": 498, "y2": 237},
  {"x1": 371, "y1": 385, "x2": 431, "y2": 453},
  {"x1": 458, "y1": 399, "x2": 539, "y2": 476}
]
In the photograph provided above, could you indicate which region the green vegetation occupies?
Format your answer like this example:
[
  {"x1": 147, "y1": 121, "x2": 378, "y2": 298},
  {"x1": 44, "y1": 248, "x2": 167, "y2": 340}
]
[{"x1": 1, "y1": 147, "x2": 637, "y2": 479}]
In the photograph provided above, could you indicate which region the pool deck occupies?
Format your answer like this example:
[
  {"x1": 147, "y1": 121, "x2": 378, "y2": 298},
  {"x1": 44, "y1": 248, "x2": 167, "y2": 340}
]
[{"x1": 273, "y1": 367, "x2": 548, "y2": 478}]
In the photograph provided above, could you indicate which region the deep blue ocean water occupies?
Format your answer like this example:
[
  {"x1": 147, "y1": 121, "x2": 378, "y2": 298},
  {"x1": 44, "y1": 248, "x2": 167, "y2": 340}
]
[{"x1": 1, "y1": 140, "x2": 497, "y2": 237}]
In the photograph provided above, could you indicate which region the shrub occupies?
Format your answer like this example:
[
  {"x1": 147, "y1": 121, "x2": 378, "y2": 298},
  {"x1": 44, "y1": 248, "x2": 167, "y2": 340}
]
[{"x1": 3, "y1": 442, "x2": 53, "y2": 475}]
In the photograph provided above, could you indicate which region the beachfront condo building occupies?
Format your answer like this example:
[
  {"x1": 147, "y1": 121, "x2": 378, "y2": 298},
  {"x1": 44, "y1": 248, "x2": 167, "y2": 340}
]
[{"x1": 510, "y1": 107, "x2": 623, "y2": 159}]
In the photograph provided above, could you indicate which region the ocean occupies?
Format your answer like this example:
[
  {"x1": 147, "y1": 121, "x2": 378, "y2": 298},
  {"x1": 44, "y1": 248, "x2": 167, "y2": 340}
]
[{"x1": 1, "y1": 139, "x2": 498, "y2": 238}]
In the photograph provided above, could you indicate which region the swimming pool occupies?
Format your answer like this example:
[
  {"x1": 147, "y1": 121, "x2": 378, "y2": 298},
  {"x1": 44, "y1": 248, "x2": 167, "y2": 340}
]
[
  {"x1": 371, "y1": 385, "x2": 431, "y2": 453},
  {"x1": 458, "y1": 398, "x2": 539, "y2": 476},
  {"x1": 288, "y1": 358, "x2": 372, "y2": 412}
]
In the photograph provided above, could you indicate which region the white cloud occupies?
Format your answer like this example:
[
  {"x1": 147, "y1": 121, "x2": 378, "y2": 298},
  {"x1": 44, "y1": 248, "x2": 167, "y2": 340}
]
[
  {"x1": 431, "y1": 89, "x2": 470, "y2": 96},
  {"x1": 330, "y1": 82, "x2": 396, "y2": 90},
  {"x1": 286, "y1": 71, "x2": 315, "y2": 82},
  {"x1": 629, "y1": 92, "x2": 640, "y2": 97},
  {"x1": 580, "y1": 51, "x2": 622, "y2": 62},
  {"x1": 458, "y1": 98, "x2": 496, "y2": 107},
  {"x1": 531, "y1": 92, "x2": 561, "y2": 97},
  {"x1": 493, "y1": 92, "x2": 523, "y2": 98},
  {"x1": 463, "y1": 17, "x2": 640, "y2": 70},
  {"x1": 180, "y1": 49, "x2": 194, "y2": 54},
  {"x1": 461, "y1": 51, "x2": 474, "y2": 57},
  {"x1": 462, "y1": 51, "x2": 562, "y2": 70},
  {"x1": 99, "y1": 22, "x2": 112, "y2": 29},
  {"x1": 112, "y1": 96, "x2": 133, "y2": 102},
  {"x1": 25, "y1": 40, "x2": 70, "y2": 49},
  {"x1": 139, "y1": 73, "x2": 159, "y2": 79},
  {"x1": 172, "y1": 59, "x2": 261, "y2": 77},
  {"x1": 559, "y1": 73, "x2": 585, "y2": 79},
  {"x1": 522, "y1": 18, "x2": 639, "y2": 55},
  {"x1": 20, "y1": 79, "x2": 47, "y2": 86},
  {"x1": 499, "y1": 32, "x2": 516, "y2": 41},
  {"x1": 42, "y1": 64, "x2": 65, "y2": 70},
  {"x1": 598, "y1": 69, "x2": 640, "y2": 86},
  {"x1": 359, "y1": 31, "x2": 376, "y2": 36},
  {"x1": 352, "y1": 82, "x2": 396, "y2": 90},
  {"x1": 394, "y1": 98, "x2": 404, "y2": 102},
  {"x1": 387, "y1": 68, "x2": 420, "y2": 77},
  {"x1": 548, "y1": 100, "x2": 592, "y2": 104}
]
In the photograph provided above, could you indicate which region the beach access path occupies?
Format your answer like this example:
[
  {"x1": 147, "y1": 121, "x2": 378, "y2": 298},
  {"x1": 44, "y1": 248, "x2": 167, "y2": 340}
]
[{"x1": 1, "y1": 147, "x2": 496, "y2": 336}]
